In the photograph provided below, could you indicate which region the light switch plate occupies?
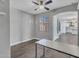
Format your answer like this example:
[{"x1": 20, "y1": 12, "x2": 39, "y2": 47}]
[{"x1": 0, "y1": 12, "x2": 6, "y2": 15}]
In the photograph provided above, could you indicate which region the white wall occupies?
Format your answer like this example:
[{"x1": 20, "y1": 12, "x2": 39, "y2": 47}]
[
  {"x1": 10, "y1": 8, "x2": 23, "y2": 46},
  {"x1": 10, "y1": 8, "x2": 35, "y2": 46},
  {"x1": 22, "y1": 12, "x2": 35, "y2": 42},
  {"x1": 60, "y1": 21, "x2": 66, "y2": 33},
  {"x1": 53, "y1": 16, "x2": 59, "y2": 41}
]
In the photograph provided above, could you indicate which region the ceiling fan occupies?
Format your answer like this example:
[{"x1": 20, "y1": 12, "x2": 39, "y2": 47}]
[{"x1": 32, "y1": 0, "x2": 53, "y2": 11}]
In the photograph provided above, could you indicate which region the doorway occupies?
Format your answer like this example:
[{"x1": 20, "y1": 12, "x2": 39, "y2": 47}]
[{"x1": 53, "y1": 11, "x2": 78, "y2": 45}]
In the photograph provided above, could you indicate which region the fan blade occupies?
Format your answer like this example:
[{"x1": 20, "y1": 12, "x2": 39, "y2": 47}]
[
  {"x1": 32, "y1": 1, "x2": 39, "y2": 5},
  {"x1": 34, "y1": 8, "x2": 38, "y2": 10},
  {"x1": 44, "y1": 7, "x2": 49, "y2": 10},
  {"x1": 45, "y1": 0, "x2": 52, "y2": 5}
]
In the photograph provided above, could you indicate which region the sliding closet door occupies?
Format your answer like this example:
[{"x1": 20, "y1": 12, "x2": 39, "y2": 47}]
[{"x1": 0, "y1": 0, "x2": 10, "y2": 57}]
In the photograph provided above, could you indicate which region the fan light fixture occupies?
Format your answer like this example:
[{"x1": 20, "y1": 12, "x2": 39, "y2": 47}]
[
  {"x1": 32, "y1": 0, "x2": 52, "y2": 11},
  {"x1": 39, "y1": 5, "x2": 44, "y2": 9}
]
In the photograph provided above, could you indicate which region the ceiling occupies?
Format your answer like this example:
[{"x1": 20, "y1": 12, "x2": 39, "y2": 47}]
[{"x1": 10, "y1": 0, "x2": 78, "y2": 14}]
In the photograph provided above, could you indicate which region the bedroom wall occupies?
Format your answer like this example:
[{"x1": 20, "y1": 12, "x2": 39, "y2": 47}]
[
  {"x1": 10, "y1": 8, "x2": 22, "y2": 46},
  {"x1": 21, "y1": 11, "x2": 35, "y2": 42},
  {"x1": 10, "y1": 8, "x2": 35, "y2": 46}
]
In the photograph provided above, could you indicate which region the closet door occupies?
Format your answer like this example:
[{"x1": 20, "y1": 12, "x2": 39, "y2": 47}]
[{"x1": 0, "y1": 0, "x2": 10, "y2": 57}]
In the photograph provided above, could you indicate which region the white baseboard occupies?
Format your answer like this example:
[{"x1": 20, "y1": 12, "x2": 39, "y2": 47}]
[
  {"x1": 22, "y1": 39, "x2": 33, "y2": 43},
  {"x1": 10, "y1": 38, "x2": 40, "y2": 46},
  {"x1": 10, "y1": 39, "x2": 33, "y2": 46},
  {"x1": 10, "y1": 41, "x2": 22, "y2": 46}
]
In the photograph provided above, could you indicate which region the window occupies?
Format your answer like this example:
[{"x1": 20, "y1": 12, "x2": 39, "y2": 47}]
[{"x1": 39, "y1": 16, "x2": 48, "y2": 33}]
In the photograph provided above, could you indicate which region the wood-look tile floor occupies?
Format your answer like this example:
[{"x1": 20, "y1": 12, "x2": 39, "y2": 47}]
[
  {"x1": 57, "y1": 33, "x2": 78, "y2": 45},
  {"x1": 11, "y1": 42, "x2": 73, "y2": 58},
  {"x1": 11, "y1": 33, "x2": 77, "y2": 58}
]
